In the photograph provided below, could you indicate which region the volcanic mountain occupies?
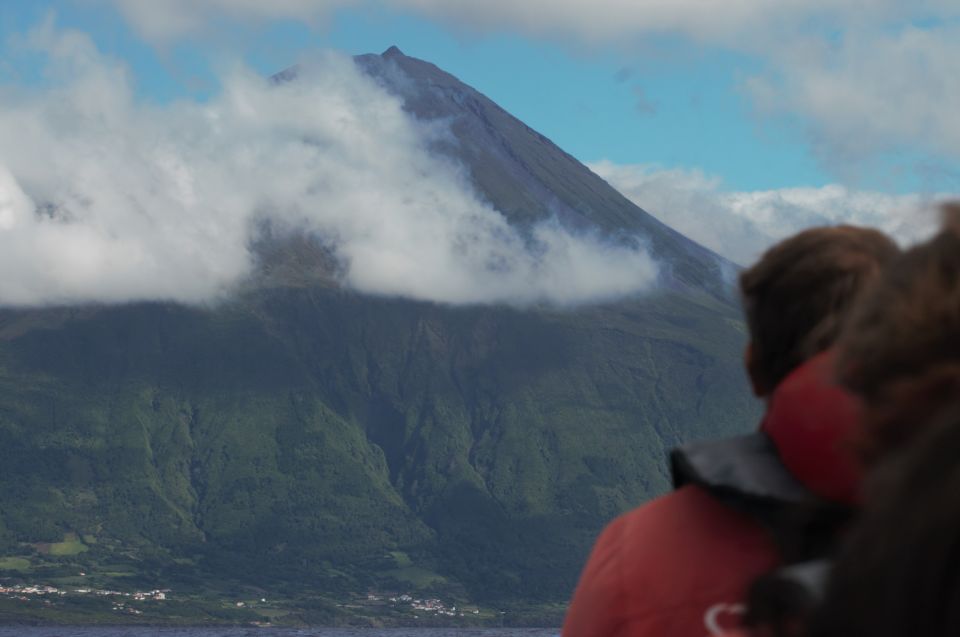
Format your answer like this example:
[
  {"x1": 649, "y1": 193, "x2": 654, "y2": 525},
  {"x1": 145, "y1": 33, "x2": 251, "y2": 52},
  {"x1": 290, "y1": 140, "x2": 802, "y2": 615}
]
[{"x1": 0, "y1": 47, "x2": 758, "y2": 618}]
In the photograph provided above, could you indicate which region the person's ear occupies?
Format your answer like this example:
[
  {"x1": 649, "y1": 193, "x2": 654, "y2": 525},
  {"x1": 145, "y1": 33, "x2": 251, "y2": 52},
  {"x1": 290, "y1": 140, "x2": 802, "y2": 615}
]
[{"x1": 745, "y1": 342, "x2": 770, "y2": 397}]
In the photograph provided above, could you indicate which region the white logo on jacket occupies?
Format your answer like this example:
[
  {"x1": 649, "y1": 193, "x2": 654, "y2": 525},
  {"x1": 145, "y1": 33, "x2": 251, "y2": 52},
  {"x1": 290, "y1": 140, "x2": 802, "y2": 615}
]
[{"x1": 704, "y1": 602, "x2": 746, "y2": 636}]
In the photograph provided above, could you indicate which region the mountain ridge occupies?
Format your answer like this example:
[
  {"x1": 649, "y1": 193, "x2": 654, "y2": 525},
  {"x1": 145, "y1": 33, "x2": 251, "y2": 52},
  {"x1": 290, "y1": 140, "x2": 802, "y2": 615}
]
[{"x1": 276, "y1": 45, "x2": 735, "y2": 298}]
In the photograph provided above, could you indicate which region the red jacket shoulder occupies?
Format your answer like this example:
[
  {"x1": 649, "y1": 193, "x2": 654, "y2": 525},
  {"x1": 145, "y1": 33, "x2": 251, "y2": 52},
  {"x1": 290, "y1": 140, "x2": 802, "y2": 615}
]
[{"x1": 563, "y1": 486, "x2": 778, "y2": 637}]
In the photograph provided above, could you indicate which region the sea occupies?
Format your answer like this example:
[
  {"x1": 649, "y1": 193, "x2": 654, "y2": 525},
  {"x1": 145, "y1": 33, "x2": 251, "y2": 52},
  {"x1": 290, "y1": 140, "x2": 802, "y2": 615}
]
[{"x1": 0, "y1": 629, "x2": 560, "y2": 637}]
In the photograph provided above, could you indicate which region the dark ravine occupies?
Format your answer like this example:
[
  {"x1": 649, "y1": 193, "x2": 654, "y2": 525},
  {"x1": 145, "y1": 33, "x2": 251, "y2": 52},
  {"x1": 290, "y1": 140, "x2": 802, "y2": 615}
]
[{"x1": 0, "y1": 47, "x2": 759, "y2": 621}]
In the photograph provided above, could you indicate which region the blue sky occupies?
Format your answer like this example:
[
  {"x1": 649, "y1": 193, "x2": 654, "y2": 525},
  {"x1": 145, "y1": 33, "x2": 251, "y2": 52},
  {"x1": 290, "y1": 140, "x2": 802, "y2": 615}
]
[{"x1": 2, "y1": 0, "x2": 947, "y2": 195}]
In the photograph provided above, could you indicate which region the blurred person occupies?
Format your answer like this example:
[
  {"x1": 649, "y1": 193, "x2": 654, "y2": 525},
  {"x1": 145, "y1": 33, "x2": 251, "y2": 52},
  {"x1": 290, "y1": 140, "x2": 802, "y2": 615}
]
[
  {"x1": 736, "y1": 205, "x2": 960, "y2": 637},
  {"x1": 807, "y1": 404, "x2": 960, "y2": 637},
  {"x1": 562, "y1": 226, "x2": 899, "y2": 637},
  {"x1": 836, "y1": 204, "x2": 960, "y2": 463}
]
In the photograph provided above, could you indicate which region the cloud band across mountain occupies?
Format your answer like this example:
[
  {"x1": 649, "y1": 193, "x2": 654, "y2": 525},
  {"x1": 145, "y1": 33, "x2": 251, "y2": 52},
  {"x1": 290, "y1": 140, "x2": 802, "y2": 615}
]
[{"x1": 0, "y1": 24, "x2": 657, "y2": 308}]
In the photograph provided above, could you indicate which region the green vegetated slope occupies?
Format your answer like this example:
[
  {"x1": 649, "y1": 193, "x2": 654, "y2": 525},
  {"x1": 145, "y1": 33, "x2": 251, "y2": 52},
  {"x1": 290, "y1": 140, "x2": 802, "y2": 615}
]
[{"x1": 0, "y1": 285, "x2": 757, "y2": 603}]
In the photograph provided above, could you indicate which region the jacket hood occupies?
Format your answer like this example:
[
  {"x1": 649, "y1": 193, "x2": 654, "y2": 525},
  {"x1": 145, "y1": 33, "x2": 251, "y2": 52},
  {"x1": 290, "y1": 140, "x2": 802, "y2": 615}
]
[
  {"x1": 672, "y1": 350, "x2": 863, "y2": 507},
  {"x1": 760, "y1": 350, "x2": 863, "y2": 506}
]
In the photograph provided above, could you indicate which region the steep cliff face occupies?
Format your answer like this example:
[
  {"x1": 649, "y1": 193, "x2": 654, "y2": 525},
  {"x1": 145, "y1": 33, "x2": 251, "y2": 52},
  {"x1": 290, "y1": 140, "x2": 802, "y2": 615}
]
[{"x1": 0, "y1": 48, "x2": 758, "y2": 604}]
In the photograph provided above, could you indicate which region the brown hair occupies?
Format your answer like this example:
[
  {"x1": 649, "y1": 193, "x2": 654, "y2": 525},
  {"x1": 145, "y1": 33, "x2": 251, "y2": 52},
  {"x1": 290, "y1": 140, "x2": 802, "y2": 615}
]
[
  {"x1": 838, "y1": 204, "x2": 960, "y2": 462},
  {"x1": 740, "y1": 226, "x2": 900, "y2": 393}
]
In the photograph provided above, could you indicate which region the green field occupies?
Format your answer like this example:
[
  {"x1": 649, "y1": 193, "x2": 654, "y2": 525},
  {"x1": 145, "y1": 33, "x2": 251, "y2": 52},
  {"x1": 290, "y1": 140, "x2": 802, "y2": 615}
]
[
  {"x1": 48, "y1": 534, "x2": 89, "y2": 556},
  {"x1": 0, "y1": 557, "x2": 31, "y2": 571}
]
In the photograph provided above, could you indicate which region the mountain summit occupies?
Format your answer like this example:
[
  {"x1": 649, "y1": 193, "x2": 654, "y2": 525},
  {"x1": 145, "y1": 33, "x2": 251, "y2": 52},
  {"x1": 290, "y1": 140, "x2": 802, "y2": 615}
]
[
  {"x1": 279, "y1": 47, "x2": 732, "y2": 295},
  {"x1": 0, "y1": 49, "x2": 758, "y2": 621}
]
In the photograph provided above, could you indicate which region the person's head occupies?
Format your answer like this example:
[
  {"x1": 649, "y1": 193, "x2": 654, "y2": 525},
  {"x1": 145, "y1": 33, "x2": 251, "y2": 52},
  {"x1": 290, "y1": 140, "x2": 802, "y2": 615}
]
[
  {"x1": 739, "y1": 226, "x2": 899, "y2": 397},
  {"x1": 838, "y1": 205, "x2": 960, "y2": 463},
  {"x1": 809, "y1": 403, "x2": 960, "y2": 637}
]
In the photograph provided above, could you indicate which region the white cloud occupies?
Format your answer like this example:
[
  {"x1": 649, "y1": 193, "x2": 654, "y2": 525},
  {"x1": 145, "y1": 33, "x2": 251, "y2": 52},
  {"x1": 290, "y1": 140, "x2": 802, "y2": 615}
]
[
  {"x1": 387, "y1": 0, "x2": 927, "y2": 46},
  {"x1": 746, "y1": 24, "x2": 960, "y2": 165},
  {"x1": 0, "y1": 23, "x2": 657, "y2": 307},
  {"x1": 590, "y1": 160, "x2": 943, "y2": 266},
  {"x1": 97, "y1": 0, "x2": 957, "y2": 48},
  {"x1": 102, "y1": 0, "x2": 351, "y2": 42}
]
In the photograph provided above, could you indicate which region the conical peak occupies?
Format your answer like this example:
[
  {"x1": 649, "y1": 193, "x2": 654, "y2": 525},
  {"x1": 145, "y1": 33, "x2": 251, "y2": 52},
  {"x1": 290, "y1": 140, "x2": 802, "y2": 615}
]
[{"x1": 382, "y1": 45, "x2": 404, "y2": 58}]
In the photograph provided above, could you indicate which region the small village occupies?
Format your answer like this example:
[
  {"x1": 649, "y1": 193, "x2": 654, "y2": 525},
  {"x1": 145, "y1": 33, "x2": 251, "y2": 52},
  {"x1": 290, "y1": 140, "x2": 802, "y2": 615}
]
[
  {"x1": 0, "y1": 583, "x2": 172, "y2": 616},
  {"x1": 0, "y1": 581, "x2": 493, "y2": 622},
  {"x1": 380, "y1": 593, "x2": 482, "y2": 618},
  {"x1": 0, "y1": 583, "x2": 169, "y2": 601}
]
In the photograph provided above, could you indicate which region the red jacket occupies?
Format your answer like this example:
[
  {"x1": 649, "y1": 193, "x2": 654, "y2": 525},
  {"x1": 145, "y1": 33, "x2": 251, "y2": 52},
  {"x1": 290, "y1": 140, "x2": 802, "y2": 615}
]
[{"x1": 562, "y1": 352, "x2": 861, "y2": 637}]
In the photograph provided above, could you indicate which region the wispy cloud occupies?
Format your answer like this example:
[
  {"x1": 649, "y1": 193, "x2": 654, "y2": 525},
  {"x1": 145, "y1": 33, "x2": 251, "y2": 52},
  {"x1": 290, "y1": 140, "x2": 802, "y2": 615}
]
[
  {"x1": 388, "y1": 0, "x2": 942, "y2": 46},
  {"x1": 591, "y1": 160, "x2": 943, "y2": 266},
  {"x1": 0, "y1": 22, "x2": 657, "y2": 307},
  {"x1": 747, "y1": 24, "x2": 960, "y2": 167},
  {"x1": 631, "y1": 86, "x2": 657, "y2": 116},
  {"x1": 105, "y1": 0, "x2": 945, "y2": 47},
  {"x1": 102, "y1": 0, "x2": 350, "y2": 42}
]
